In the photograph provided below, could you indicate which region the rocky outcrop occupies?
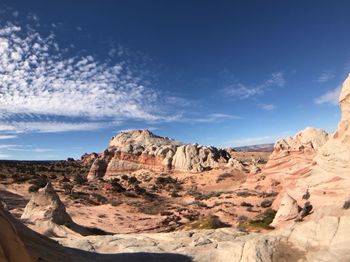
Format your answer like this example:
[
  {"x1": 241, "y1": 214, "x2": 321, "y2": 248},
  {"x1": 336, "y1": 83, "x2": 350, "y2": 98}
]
[
  {"x1": 290, "y1": 74, "x2": 350, "y2": 217},
  {"x1": 21, "y1": 183, "x2": 72, "y2": 225},
  {"x1": 21, "y1": 183, "x2": 110, "y2": 238},
  {"x1": 269, "y1": 127, "x2": 329, "y2": 161},
  {"x1": 225, "y1": 158, "x2": 245, "y2": 170},
  {"x1": 0, "y1": 202, "x2": 33, "y2": 262},
  {"x1": 315, "y1": 74, "x2": 350, "y2": 172},
  {"x1": 171, "y1": 144, "x2": 230, "y2": 172},
  {"x1": 57, "y1": 215, "x2": 350, "y2": 262},
  {"x1": 81, "y1": 152, "x2": 99, "y2": 166},
  {"x1": 271, "y1": 193, "x2": 300, "y2": 227},
  {"x1": 88, "y1": 130, "x2": 232, "y2": 180}
]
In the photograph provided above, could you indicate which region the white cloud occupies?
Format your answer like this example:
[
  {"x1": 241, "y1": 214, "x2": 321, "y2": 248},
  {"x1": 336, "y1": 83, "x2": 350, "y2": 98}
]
[
  {"x1": 223, "y1": 72, "x2": 286, "y2": 99},
  {"x1": 258, "y1": 104, "x2": 276, "y2": 111},
  {"x1": 317, "y1": 70, "x2": 335, "y2": 83},
  {"x1": 0, "y1": 144, "x2": 18, "y2": 149},
  {"x1": 182, "y1": 113, "x2": 241, "y2": 123},
  {"x1": 0, "y1": 144, "x2": 56, "y2": 154},
  {"x1": 0, "y1": 121, "x2": 117, "y2": 133},
  {"x1": 314, "y1": 85, "x2": 341, "y2": 106},
  {"x1": 0, "y1": 22, "x2": 177, "y2": 131},
  {"x1": 0, "y1": 153, "x2": 11, "y2": 159},
  {"x1": 0, "y1": 135, "x2": 17, "y2": 139}
]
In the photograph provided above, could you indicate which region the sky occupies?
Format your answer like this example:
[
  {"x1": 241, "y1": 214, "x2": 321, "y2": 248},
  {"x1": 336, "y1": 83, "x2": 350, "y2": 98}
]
[{"x1": 0, "y1": 0, "x2": 349, "y2": 160}]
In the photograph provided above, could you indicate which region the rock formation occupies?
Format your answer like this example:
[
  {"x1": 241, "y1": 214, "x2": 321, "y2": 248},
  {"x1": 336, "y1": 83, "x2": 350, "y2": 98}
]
[
  {"x1": 293, "y1": 73, "x2": 350, "y2": 217},
  {"x1": 255, "y1": 73, "x2": 350, "y2": 225},
  {"x1": 21, "y1": 183, "x2": 72, "y2": 226},
  {"x1": 314, "y1": 74, "x2": 350, "y2": 172},
  {"x1": 225, "y1": 158, "x2": 245, "y2": 170},
  {"x1": 21, "y1": 183, "x2": 109, "y2": 238},
  {"x1": 88, "y1": 130, "x2": 232, "y2": 180},
  {"x1": 271, "y1": 193, "x2": 300, "y2": 227},
  {"x1": 56, "y1": 215, "x2": 350, "y2": 262},
  {"x1": 269, "y1": 127, "x2": 329, "y2": 161},
  {"x1": 0, "y1": 202, "x2": 33, "y2": 262}
]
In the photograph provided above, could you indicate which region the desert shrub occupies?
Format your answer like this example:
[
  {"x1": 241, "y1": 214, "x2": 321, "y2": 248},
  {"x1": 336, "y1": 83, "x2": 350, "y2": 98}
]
[
  {"x1": 123, "y1": 191, "x2": 138, "y2": 198},
  {"x1": 249, "y1": 208, "x2": 276, "y2": 229},
  {"x1": 191, "y1": 200, "x2": 208, "y2": 208},
  {"x1": 61, "y1": 176, "x2": 70, "y2": 182},
  {"x1": 110, "y1": 199, "x2": 123, "y2": 206},
  {"x1": 156, "y1": 176, "x2": 177, "y2": 185},
  {"x1": 74, "y1": 174, "x2": 87, "y2": 185},
  {"x1": 128, "y1": 176, "x2": 138, "y2": 185},
  {"x1": 342, "y1": 200, "x2": 350, "y2": 209},
  {"x1": 134, "y1": 184, "x2": 146, "y2": 195},
  {"x1": 240, "y1": 201, "x2": 253, "y2": 207},
  {"x1": 261, "y1": 191, "x2": 278, "y2": 198},
  {"x1": 92, "y1": 193, "x2": 108, "y2": 204},
  {"x1": 110, "y1": 179, "x2": 126, "y2": 193},
  {"x1": 171, "y1": 190, "x2": 180, "y2": 198},
  {"x1": 182, "y1": 215, "x2": 228, "y2": 230},
  {"x1": 216, "y1": 172, "x2": 234, "y2": 183},
  {"x1": 121, "y1": 174, "x2": 128, "y2": 180},
  {"x1": 260, "y1": 199, "x2": 273, "y2": 208},
  {"x1": 193, "y1": 191, "x2": 222, "y2": 200},
  {"x1": 49, "y1": 174, "x2": 57, "y2": 179},
  {"x1": 238, "y1": 209, "x2": 276, "y2": 231},
  {"x1": 12, "y1": 174, "x2": 30, "y2": 183},
  {"x1": 62, "y1": 183, "x2": 73, "y2": 194},
  {"x1": 28, "y1": 176, "x2": 48, "y2": 192},
  {"x1": 138, "y1": 201, "x2": 166, "y2": 215},
  {"x1": 160, "y1": 211, "x2": 173, "y2": 216},
  {"x1": 236, "y1": 191, "x2": 255, "y2": 197}
]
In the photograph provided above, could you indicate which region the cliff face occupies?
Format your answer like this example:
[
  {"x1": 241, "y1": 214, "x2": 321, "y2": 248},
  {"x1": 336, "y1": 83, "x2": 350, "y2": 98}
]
[{"x1": 88, "y1": 130, "x2": 231, "y2": 180}]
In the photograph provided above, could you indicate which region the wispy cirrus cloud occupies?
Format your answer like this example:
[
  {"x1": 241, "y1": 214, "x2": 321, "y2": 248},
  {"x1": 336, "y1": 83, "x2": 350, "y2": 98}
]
[
  {"x1": 317, "y1": 70, "x2": 335, "y2": 83},
  {"x1": 314, "y1": 85, "x2": 341, "y2": 106},
  {"x1": 0, "y1": 121, "x2": 120, "y2": 133},
  {"x1": 223, "y1": 72, "x2": 286, "y2": 99},
  {"x1": 0, "y1": 144, "x2": 57, "y2": 158},
  {"x1": 178, "y1": 113, "x2": 241, "y2": 124},
  {"x1": 258, "y1": 103, "x2": 276, "y2": 111},
  {"x1": 0, "y1": 135, "x2": 17, "y2": 139}
]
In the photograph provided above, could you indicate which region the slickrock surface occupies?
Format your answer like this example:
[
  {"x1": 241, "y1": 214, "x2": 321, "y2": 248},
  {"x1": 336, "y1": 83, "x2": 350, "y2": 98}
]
[
  {"x1": 2, "y1": 194, "x2": 350, "y2": 262},
  {"x1": 56, "y1": 215, "x2": 350, "y2": 262}
]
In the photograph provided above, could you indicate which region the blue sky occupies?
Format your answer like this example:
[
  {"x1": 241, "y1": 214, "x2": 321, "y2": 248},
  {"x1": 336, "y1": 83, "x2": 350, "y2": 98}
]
[{"x1": 0, "y1": 0, "x2": 349, "y2": 160}]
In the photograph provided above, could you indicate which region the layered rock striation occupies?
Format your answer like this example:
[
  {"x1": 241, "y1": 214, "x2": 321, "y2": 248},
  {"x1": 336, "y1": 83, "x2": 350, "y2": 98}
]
[{"x1": 88, "y1": 130, "x2": 232, "y2": 180}]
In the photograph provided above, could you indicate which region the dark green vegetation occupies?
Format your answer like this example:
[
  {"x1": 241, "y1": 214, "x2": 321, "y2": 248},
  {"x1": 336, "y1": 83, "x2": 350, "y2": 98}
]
[
  {"x1": 238, "y1": 209, "x2": 277, "y2": 232},
  {"x1": 181, "y1": 215, "x2": 229, "y2": 230},
  {"x1": 0, "y1": 160, "x2": 89, "y2": 192}
]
